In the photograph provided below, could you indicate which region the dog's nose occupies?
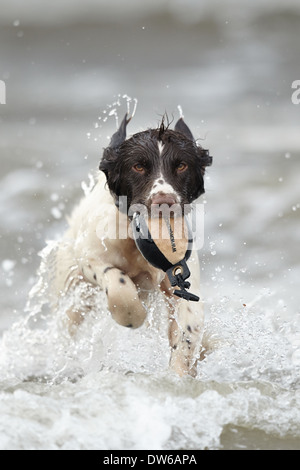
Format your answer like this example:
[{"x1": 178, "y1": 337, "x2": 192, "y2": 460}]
[{"x1": 150, "y1": 192, "x2": 178, "y2": 207}]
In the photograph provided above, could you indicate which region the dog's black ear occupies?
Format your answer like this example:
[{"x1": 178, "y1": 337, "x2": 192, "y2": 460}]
[
  {"x1": 199, "y1": 148, "x2": 213, "y2": 167},
  {"x1": 174, "y1": 118, "x2": 195, "y2": 141},
  {"x1": 174, "y1": 118, "x2": 212, "y2": 169},
  {"x1": 109, "y1": 113, "x2": 131, "y2": 148},
  {"x1": 197, "y1": 148, "x2": 213, "y2": 177},
  {"x1": 99, "y1": 113, "x2": 131, "y2": 196},
  {"x1": 100, "y1": 113, "x2": 131, "y2": 174}
]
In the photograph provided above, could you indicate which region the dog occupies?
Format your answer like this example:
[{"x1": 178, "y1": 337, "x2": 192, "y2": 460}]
[{"x1": 54, "y1": 114, "x2": 212, "y2": 377}]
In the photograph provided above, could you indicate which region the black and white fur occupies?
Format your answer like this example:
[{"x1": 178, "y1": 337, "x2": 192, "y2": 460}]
[{"x1": 54, "y1": 115, "x2": 212, "y2": 377}]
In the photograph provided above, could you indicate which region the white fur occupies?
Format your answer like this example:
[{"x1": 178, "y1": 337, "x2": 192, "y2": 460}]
[
  {"x1": 157, "y1": 141, "x2": 164, "y2": 155},
  {"x1": 148, "y1": 173, "x2": 181, "y2": 203}
]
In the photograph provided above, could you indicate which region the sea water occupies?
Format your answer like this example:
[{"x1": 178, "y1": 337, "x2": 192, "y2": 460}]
[{"x1": 1, "y1": 1, "x2": 300, "y2": 450}]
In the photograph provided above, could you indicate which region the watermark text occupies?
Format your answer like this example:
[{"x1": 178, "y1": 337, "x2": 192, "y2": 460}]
[
  {"x1": 291, "y1": 80, "x2": 300, "y2": 104},
  {"x1": 0, "y1": 80, "x2": 6, "y2": 104},
  {"x1": 96, "y1": 197, "x2": 205, "y2": 250}
]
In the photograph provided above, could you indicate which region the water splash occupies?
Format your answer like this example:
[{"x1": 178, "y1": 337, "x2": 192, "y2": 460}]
[
  {"x1": 122, "y1": 94, "x2": 138, "y2": 122},
  {"x1": 91, "y1": 94, "x2": 138, "y2": 143},
  {"x1": 1, "y1": 278, "x2": 300, "y2": 450},
  {"x1": 177, "y1": 104, "x2": 184, "y2": 119},
  {"x1": 81, "y1": 172, "x2": 96, "y2": 197},
  {"x1": 0, "y1": 232, "x2": 300, "y2": 450}
]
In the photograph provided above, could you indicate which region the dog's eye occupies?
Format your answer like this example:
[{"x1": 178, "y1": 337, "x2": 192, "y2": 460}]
[
  {"x1": 177, "y1": 163, "x2": 188, "y2": 173},
  {"x1": 133, "y1": 164, "x2": 145, "y2": 173}
]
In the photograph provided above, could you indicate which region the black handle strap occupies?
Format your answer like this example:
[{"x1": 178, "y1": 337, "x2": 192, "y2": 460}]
[
  {"x1": 166, "y1": 259, "x2": 200, "y2": 302},
  {"x1": 133, "y1": 213, "x2": 200, "y2": 302}
]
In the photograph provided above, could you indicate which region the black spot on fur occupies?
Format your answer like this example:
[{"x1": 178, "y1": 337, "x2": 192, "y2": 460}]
[
  {"x1": 187, "y1": 325, "x2": 192, "y2": 333},
  {"x1": 126, "y1": 323, "x2": 133, "y2": 328},
  {"x1": 93, "y1": 273, "x2": 97, "y2": 281},
  {"x1": 119, "y1": 278, "x2": 126, "y2": 284}
]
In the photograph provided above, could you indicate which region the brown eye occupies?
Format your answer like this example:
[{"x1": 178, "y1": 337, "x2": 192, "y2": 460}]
[
  {"x1": 133, "y1": 164, "x2": 145, "y2": 173},
  {"x1": 177, "y1": 162, "x2": 188, "y2": 173}
]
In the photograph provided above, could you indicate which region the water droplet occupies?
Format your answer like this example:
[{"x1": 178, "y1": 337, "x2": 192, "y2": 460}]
[
  {"x1": 50, "y1": 193, "x2": 59, "y2": 202},
  {"x1": 1, "y1": 259, "x2": 16, "y2": 272},
  {"x1": 51, "y1": 207, "x2": 62, "y2": 219},
  {"x1": 177, "y1": 105, "x2": 184, "y2": 118}
]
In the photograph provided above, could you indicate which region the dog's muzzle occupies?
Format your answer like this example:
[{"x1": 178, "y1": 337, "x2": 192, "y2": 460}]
[{"x1": 150, "y1": 192, "x2": 178, "y2": 207}]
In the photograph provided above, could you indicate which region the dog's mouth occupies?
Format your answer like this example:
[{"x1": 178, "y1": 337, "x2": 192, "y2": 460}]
[{"x1": 150, "y1": 192, "x2": 178, "y2": 207}]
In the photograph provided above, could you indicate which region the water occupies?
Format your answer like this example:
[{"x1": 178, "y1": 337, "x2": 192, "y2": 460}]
[{"x1": 0, "y1": 0, "x2": 300, "y2": 450}]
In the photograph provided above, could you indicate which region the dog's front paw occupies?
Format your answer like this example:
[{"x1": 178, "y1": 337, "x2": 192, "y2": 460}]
[
  {"x1": 169, "y1": 346, "x2": 198, "y2": 378},
  {"x1": 105, "y1": 271, "x2": 147, "y2": 328},
  {"x1": 107, "y1": 293, "x2": 147, "y2": 328}
]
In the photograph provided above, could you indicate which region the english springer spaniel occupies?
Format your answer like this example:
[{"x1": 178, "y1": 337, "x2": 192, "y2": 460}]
[{"x1": 54, "y1": 114, "x2": 212, "y2": 377}]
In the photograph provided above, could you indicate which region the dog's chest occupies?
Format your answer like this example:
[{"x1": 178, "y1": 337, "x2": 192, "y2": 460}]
[{"x1": 102, "y1": 235, "x2": 164, "y2": 286}]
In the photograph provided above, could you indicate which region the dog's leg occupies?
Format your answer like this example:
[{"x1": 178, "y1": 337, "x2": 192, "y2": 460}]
[
  {"x1": 161, "y1": 255, "x2": 204, "y2": 377},
  {"x1": 79, "y1": 261, "x2": 147, "y2": 329},
  {"x1": 103, "y1": 266, "x2": 147, "y2": 328},
  {"x1": 168, "y1": 299, "x2": 204, "y2": 377},
  {"x1": 53, "y1": 241, "x2": 89, "y2": 333}
]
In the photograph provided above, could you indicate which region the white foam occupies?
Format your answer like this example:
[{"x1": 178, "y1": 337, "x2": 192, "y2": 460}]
[{"x1": 0, "y1": 252, "x2": 299, "y2": 450}]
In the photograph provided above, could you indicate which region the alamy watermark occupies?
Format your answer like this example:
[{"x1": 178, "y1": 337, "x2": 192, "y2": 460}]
[
  {"x1": 0, "y1": 80, "x2": 6, "y2": 104},
  {"x1": 96, "y1": 197, "x2": 205, "y2": 250},
  {"x1": 291, "y1": 80, "x2": 300, "y2": 104}
]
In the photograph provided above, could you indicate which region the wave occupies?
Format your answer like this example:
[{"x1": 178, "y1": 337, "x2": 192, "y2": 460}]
[{"x1": 0, "y1": 241, "x2": 299, "y2": 449}]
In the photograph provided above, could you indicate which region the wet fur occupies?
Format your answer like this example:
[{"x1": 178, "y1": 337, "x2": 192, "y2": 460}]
[{"x1": 54, "y1": 116, "x2": 212, "y2": 377}]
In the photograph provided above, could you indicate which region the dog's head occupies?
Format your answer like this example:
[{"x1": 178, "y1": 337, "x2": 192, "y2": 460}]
[{"x1": 100, "y1": 114, "x2": 212, "y2": 214}]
